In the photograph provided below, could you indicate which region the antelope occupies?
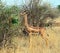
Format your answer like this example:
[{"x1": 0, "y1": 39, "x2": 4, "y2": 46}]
[{"x1": 20, "y1": 11, "x2": 48, "y2": 46}]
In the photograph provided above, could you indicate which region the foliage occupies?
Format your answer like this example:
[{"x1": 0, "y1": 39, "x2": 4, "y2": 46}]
[
  {"x1": 0, "y1": 0, "x2": 21, "y2": 47},
  {"x1": 57, "y1": 5, "x2": 60, "y2": 11},
  {"x1": 20, "y1": 0, "x2": 59, "y2": 27}
]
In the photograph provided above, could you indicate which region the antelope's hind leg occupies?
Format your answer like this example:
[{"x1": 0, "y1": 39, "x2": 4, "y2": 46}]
[{"x1": 40, "y1": 28, "x2": 48, "y2": 46}]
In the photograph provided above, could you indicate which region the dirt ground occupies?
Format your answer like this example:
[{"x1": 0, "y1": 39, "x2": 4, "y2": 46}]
[{"x1": 0, "y1": 17, "x2": 60, "y2": 53}]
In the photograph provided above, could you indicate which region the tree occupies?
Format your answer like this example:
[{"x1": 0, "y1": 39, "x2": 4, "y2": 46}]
[
  {"x1": 0, "y1": 0, "x2": 21, "y2": 47},
  {"x1": 57, "y1": 5, "x2": 60, "y2": 11},
  {"x1": 21, "y1": 0, "x2": 58, "y2": 27}
]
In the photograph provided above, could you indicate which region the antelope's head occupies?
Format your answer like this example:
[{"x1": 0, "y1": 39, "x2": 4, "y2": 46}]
[{"x1": 20, "y1": 10, "x2": 28, "y2": 17}]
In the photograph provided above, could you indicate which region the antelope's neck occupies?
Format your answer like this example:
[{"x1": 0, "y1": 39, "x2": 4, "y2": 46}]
[{"x1": 24, "y1": 15, "x2": 29, "y2": 27}]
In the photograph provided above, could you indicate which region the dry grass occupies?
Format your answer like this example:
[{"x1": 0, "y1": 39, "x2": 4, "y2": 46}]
[{"x1": 0, "y1": 17, "x2": 60, "y2": 53}]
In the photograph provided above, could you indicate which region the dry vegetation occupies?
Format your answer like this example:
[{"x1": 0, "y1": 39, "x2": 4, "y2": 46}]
[{"x1": 0, "y1": 17, "x2": 60, "y2": 53}]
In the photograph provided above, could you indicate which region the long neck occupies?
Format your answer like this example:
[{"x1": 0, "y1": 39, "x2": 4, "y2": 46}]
[
  {"x1": 24, "y1": 15, "x2": 29, "y2": 27},
  {"x1": 24, "y1": 14, "x2": 42, "y2": 31}
]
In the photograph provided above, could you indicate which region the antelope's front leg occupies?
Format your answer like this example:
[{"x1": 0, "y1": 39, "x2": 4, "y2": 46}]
[
  {"x1": 29, "y1": 32, "x2": 33, "y2": 52},
  {"x1": 29, "y1": 32, "x2": 32, "y2": 43}
]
